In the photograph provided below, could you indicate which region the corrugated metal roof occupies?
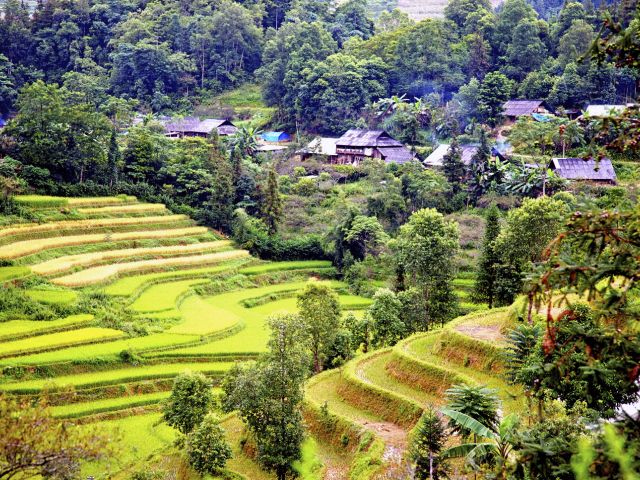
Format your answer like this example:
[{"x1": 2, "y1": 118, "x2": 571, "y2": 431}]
[
  {"x1": 300, "y1": 137, "x2": 338, "y2": 156},
  {"x1": 423, "y1": 144, "x2": 478, "y2": 167},
  {"x1": 550, "y1": 157, "x2": 617, "y2": 181},
  {"x1": 378, "y1": 146, "x2": 415, "y2": 164},
  {"x1": 503, "y1": 100, "x2": 544, "y2": 117},
  {"x1": 336, "y1": 129, "x2": 403, "y2": 147},
  {"x1": 584, "y1": 105, "x2": 628, "y2": 117}
]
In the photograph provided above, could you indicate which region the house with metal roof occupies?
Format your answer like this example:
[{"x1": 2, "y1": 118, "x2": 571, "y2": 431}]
[
  {"x1": 502, "y1": 100, "x2": 551, "y2": 121},
  {"x1": 295, "y1": 137, "x2": 338, "y2": 161},
  {"x1": 549, "y1": 157, "x2": 617, "y2": 184},
  {"x1": 163, "y1": 117, "x2": 237, "y2": 138},
  {"x1": 583, "y1": 104, "x2": 629, "y2": 118},
  {"x1": 423, "y1": 143, "x2": 478, "y2": 168},
  {"x1": 334, "y1": 129, "x2": 415, "y2": 165}
]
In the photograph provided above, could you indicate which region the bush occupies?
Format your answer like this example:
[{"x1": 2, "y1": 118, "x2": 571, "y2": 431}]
[{"x1": 186, "y1": 413, "x2": 232, "y2": 475}]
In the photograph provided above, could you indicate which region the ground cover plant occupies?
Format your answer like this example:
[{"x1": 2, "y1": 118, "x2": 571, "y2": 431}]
[{"x1": 24, "y1": 289, "x2": 78, "y2": 305}]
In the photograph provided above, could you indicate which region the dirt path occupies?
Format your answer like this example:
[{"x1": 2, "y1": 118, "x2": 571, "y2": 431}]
[{"x1": 455, "y1": 324, "x2": 505, "y2": 343}]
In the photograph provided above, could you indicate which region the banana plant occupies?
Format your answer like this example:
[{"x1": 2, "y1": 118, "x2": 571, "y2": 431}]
[{"x1": 441, "y1": 408, "x2": 519, "y2": 480}]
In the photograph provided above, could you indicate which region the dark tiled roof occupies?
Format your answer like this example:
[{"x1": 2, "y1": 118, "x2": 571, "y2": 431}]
[
  {"x1": 503, "y1": 100, "x2": 545, "y2": 117},
  {"x1": 336, "y1": 129, "x2": 403, "y2": 147},
  {"x1": 550, "y1": 157, "x2": 617, "y2": 181},
  {"x1": 378, "y1": 146, "x2": 414, "y2": 164}
]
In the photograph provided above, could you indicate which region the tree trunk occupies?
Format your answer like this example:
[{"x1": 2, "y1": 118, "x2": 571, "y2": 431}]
[
  {"x1": 313, "y1": 348, "x2": 321, "y2": 373},
  {"x1": 527, "y1": 292, "x2": 534, "y2": 325}
]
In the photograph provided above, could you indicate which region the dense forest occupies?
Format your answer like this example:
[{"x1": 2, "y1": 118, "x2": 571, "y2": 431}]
[{"x1": 0, "y1": 0, "x2": 639, "y2": 479}]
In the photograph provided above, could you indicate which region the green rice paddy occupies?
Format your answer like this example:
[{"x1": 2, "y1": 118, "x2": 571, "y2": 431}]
[
  {"x1": 129, "y1": 279, "x2": 210, "y2": 313},
  {"x1": 0, "y1": 314, "x2": 93, "y2": 341}
]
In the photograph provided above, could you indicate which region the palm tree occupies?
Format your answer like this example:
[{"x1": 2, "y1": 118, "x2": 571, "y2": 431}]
[
  {"x1": 373, "y1": 94, "x2": 408, "y2": 118},
  {"x1": 228, "y1": 126, "x2": 260, "y2": 157},
  {"x1": 444, "y1": 384, "x2": 500, "y2": 437},
  {"x1": 441, "y1": 408, "x2": 519, "y2": 480}
]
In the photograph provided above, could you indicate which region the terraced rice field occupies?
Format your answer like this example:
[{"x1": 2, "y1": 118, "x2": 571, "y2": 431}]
[{"x1": 0, "y1": 195, "x2": 502, "y2": 478}]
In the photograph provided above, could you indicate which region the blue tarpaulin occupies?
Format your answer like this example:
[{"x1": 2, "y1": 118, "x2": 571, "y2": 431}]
[
  {"x1": 261, "y1": 131, "x2": 291, "y2": 142},
  {"x1": 532, "y1": 113, "x2": 554, "y2": 122}
]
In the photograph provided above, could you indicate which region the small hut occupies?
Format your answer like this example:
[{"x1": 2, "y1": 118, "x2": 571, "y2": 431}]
[{"x1": 549, "y1": 157, "x2": 617, "y2": 184}]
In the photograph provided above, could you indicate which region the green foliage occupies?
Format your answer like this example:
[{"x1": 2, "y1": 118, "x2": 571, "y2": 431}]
[
  {"x1": 411, "y1": 407, "x2": 450, "y2": 480},
  {"x1": 297, "y1": 283, "x2": 342, "y2": 372},
  {"x1": 368, "y1": 288, "x2": 405, "y2": 347},
  {"x1": 394, "y1": 208, "x2": 459, "y2": 328},
  {"x1": 163, "y1": 371, "x2": 215, "y2": 435},
  {"x1": 262, "y1": 168, "x2": 283, "y2": 235},
  {"x1": 473, "y1": 204, "x2": 501, "y2": 307},
  {"x1": 444, "y1": 384, "x2": 500, "y2": 438},
  {"x1": 222, "y1": 314, "x2": 309, "y2": 480},
  {"x1": 186, "y1": 413, "x2": 232, "y2": 475}
]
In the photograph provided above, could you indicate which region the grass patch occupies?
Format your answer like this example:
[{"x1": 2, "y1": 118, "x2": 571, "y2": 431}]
[
  {"x1": 0, "y1": 314, "x2": 93, "y2": 341},
  {"x1": 0, "y1": 327, "x2": 125, "y2": 358},
  {"x1": 238, "y1": 260, "x2": 333, "y2": 275},
  {"x1": 81, "y1": 413, "x2": 176, "y2": 477},
  {"x1": 0, "y1": 266, "x2": 30, "y2": 282},
  {"x1": 292, "y1": 437, "x2": 324, "y2": 480},
  {"x1": 24, "y1": 289, "x2": 78, "y2": 305},
  {"x1": 0, "y1": 226, "x2": 208, "y2": 259},
  {"x1": 52, "y1": 250, "x2": 250, "y2": 287},
  {"x1": 51, "y1": 391, "x2": 172, "y2": 418},
  {"x1": 220, "y1": 414, "x2": 274, "y2": 480},
  {"x1": 0, "y1": 362, "x2": 233, "y2": 392},
  {"x1": 32, "y1": 240, "x2": 231, "y2": 276},
  {"x1": 1, "y1": 332, "x2": 200, "y2": 365},
  {"x1": 130, "y1": 279, "x2": 210, "y2": 313}
]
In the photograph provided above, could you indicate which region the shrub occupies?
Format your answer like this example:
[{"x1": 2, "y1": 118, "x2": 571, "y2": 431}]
[{"x1": 186, "y1": 413, "x2": 232, "y2": 475}]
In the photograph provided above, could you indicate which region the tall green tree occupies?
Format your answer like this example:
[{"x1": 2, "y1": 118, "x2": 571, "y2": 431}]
[
  {"x1": 477, "y1": 72, "x2": 514, "y2": 126},
  {"x1": 262, "y1": 168, "x2": 283, "y2": 235},
  {"x1": 204, "y1": 135, "x2": 235, "y2": 231},
  {"x1": 474, "y1": 205, "x2": 501, "y2": 308},
  {"x1": 411, "y1": 407, "x2": 450, "y2": 480},
  {"x1": 442, "y1": 136, "x2": 466, "y2": 194},
  {"x1": 444, "y1": 384, "x2": 500, "y2": 438},
  {"x1": 222, "y1": 314, "x2": 309, "y2": 480},
  {"x1": 368, "y1": 288, "x2": 405, "y2": 347},
  {"x1": 394, "y1": 208, "x2": 459, "y2": 329},
  {"x1": 163, "y1": 371, "x2": 215, "y2": 436},
  {"x1": 297, "y1": 283, "x2": 341, "y2": 372}
]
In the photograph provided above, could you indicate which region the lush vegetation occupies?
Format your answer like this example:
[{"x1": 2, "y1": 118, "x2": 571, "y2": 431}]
[{"x1": 0, "y1": 0, "x2": 639, "y2": 478}]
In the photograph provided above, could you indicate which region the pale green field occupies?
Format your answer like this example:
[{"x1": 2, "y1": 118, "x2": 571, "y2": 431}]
[
  {"x1": 130, "y1": 279, "x2": 210, "y2": 313},
  {"x1": 0, "y1": 327, "x2": 125, "y2": 358},
  {"x1": 24, "y1": 289, "x2": 78, "y2": 305},
  {"x1": 0, "y1": 332, "x2": 200, "y2": 366},
  {"x1": 0, "y1": 362, "x2": 233, "y2": 392},
  {"x1": 0, "y1": 314, "x2": 93, "y2": 341}
]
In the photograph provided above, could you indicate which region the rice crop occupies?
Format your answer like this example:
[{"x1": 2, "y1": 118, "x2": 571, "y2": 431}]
[
  {"x1": 75, "y1": 203, "x2": 167, "y2": 215},
  {"x1": 52, "y1": 249, "x2": 250, "y2": 287},
  {"x1": 0, "y1": 314, "x2": 94, "y2": 341},
  {"x1": 0, "y1": 332, "x2": 200, "y2": 365},
  {"x1": 0, "y1": 214, "x2": 189, "y2": 240},
  {"x1": 0, "y1": 361, "x2": 233, "y2": 392},
  {"x1": 130, "y1": 279, "x2": 210, "y2": 313},
  {"x1": 167, "y1": 294, "x2": 242, "y2": 335},
  {"x1": 0, "y1": 226, "x2": 208, "y2": 259},
  {"x1": 51, "y1": 391, "x2": 171, "y2": 418},
  {"x1": 103, "y1": 259, "x2": 250, "y2": 297},
  {"x1": 32, "y1": 240, "x2": 232, "y2": 275},
  {"x1": 238, "y1": 260, "x2": 333, "y2": 275},
  {"x1": 13, "y1": 195, "x2": 70, "y2": 207},
  {"x1": 24, "y1": 289, "x2": 78, "y2": 305},
  {"x1": 66, "y1": 196, "x2": 137, "y2": 206},
  {"x1": 0, "y1": 327, "x2": 125, "y2": 358}
]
